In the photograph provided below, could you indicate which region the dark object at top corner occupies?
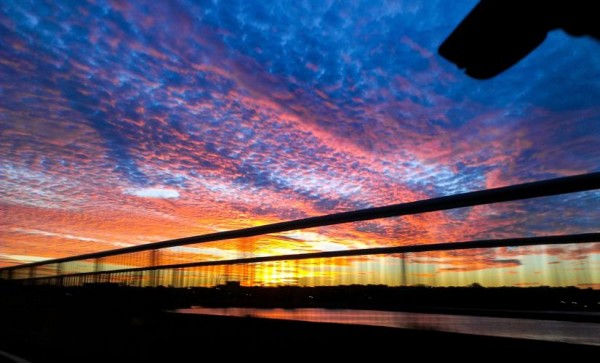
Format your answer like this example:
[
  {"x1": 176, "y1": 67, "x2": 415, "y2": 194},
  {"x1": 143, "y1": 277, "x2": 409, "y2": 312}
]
[{"x1": 438, "y1": 0, "x2": 600, "y2": 79}]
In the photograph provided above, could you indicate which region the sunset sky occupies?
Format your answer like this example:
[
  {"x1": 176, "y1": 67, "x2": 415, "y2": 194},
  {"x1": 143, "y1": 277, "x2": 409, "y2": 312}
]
[{"x1": 1, "y1": 1, "x2": 599, "y2": 287}]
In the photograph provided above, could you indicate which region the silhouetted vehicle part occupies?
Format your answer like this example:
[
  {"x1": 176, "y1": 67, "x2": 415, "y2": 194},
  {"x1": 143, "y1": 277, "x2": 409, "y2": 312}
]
[{"x1": 438, "y1": 0, "x2": 600, "y2": 79}]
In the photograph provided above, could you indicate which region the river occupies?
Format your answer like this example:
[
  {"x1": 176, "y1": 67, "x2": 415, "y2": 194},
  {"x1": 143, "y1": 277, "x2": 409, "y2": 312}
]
[{"x1": 176, "y1": 307, "x2": 600, "y2": 346}]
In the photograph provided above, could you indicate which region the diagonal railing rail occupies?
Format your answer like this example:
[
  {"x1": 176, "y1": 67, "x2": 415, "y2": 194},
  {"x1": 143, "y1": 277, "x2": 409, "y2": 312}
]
[{"x1": 1, "y1": 172, "x2": 599, "y2": 287}]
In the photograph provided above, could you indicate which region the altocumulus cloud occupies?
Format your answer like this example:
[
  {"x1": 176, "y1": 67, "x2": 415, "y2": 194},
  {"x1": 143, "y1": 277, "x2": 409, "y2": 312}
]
[{"x1": 125, "y1": 188, "x2": 180, "y2": 199}]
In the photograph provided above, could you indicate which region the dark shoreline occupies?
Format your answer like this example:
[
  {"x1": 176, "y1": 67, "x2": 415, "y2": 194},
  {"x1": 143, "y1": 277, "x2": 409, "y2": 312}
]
[
  {"x1": 1, "y1": 306, "x2": 598, "y2": 362},
  {"x1": 1, "y1": 282, "x2": 598, "y2": 361},
  {"x1": 3, "y1": 281, "x2": 599, "y2": 320}
]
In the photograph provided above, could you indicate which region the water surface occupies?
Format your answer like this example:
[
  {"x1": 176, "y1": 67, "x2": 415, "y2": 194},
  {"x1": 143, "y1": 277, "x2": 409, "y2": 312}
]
[{"x1": 176, "y1": 307, "x2": 600, "y2": 346}]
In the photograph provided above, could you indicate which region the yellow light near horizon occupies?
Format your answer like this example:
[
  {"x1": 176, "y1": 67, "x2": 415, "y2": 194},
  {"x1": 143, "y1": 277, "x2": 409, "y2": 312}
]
[{"x1": 252, "y1": 260, "x2": 299, "y2": 286}]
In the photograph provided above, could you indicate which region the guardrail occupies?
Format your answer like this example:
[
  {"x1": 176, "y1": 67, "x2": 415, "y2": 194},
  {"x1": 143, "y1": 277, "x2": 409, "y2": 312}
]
[{"x1": 1, "y1": 172, "x2": 598, "y2": 288}]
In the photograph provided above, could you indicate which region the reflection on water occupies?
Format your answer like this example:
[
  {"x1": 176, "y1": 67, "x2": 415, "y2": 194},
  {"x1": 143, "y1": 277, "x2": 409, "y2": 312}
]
[{"x1": 176, "y1": 307, "x2": 600, "y2": 346}]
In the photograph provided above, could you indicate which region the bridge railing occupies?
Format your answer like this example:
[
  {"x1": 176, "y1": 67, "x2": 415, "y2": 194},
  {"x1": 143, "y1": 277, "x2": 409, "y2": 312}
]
[{"x1": 1, "y1": 172, "x2": 598, "y2": 288}]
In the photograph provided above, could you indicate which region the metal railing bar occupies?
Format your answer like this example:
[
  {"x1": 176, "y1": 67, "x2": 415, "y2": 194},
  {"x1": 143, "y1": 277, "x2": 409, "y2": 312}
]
[
  {"x1": 2, "y1": 172, "x2": 598, "y2": 272},
  {"x1": 15, "y1": 232, "x2": 599, "y2": 281}
]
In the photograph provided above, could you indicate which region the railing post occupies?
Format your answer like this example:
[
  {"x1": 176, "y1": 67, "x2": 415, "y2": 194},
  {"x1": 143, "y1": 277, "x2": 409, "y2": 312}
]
[
  {"x1": 56, "y1": 263, "x2": 63, "y2": 287},
  {"x1": 171, "y1": 268, "x2": 180, "y2": 287},
  {"x1": 401, "y1": 254, "x2": 407, "y2": 287},
  {"x1": 94, "y1": 258, "x2": 101, "y2": 283},
  {"x1": 149, "y1": 250, "x2": 159, "y2": 287}
]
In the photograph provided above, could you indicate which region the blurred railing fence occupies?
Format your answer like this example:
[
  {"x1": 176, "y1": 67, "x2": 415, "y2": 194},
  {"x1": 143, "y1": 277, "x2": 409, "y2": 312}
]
[{"x1": 1, "y1": 172, "x2": 598, "y2": 288}]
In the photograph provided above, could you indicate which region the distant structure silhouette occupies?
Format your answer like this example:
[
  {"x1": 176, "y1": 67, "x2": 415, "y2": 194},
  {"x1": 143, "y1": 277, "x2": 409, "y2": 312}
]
[{"x1": 439, "y1": 0, "x2": 600, "y2": 79}]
